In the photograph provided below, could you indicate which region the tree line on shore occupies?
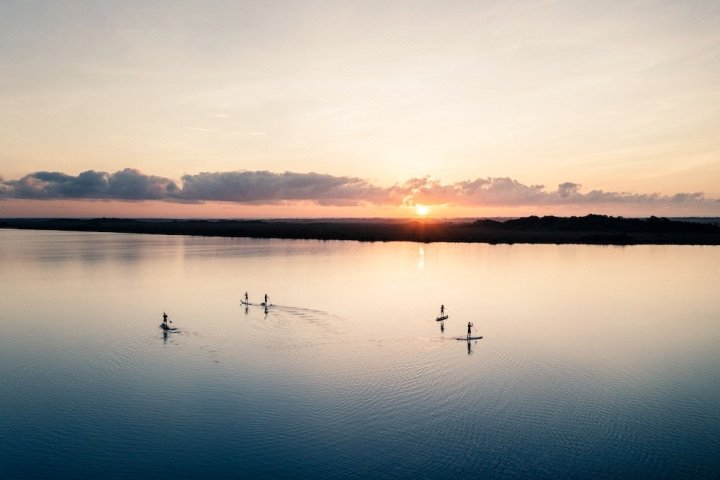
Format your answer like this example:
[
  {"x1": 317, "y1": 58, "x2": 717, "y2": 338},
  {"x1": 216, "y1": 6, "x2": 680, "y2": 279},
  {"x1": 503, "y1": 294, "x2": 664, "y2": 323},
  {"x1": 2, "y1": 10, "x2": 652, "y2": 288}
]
[{"x1": 1, "y1": 215, "x2": 719, "y2": 245}]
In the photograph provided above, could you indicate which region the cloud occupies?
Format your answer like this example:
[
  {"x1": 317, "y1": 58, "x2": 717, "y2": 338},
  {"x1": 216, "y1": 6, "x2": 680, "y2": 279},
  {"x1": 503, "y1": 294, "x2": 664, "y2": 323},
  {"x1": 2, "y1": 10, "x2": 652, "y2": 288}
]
[
  {"x1": 402, "y1": 177, "x2": 717, "y2": 208},
  {"x1": 179, "y1": 171, "x2": 390, "y2": 205},
  {"x1": 1, "y1": 168, "x2": 718, "y2": 211},
  {"x1": 0, "y1": 169, "x2": 390, "y2": 206},
  {"x1": 0, "y1": 169, "x2": 178, "y2": 200},
  {"x1": 558, "y1": 182, "x2": 581, "y2": 198}
]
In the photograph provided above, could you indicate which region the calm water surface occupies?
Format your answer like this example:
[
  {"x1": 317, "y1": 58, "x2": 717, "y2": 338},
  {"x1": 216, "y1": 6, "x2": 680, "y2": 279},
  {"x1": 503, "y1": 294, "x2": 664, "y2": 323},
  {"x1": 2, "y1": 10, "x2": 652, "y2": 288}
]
[{"x1": 1, "y1": 230, "x2": 719, "y2": 479}]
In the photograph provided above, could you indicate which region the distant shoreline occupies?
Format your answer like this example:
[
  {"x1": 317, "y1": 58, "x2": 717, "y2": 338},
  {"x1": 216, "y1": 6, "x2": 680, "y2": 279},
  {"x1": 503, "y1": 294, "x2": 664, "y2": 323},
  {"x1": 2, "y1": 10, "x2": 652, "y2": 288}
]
[{"x1": 1, "y1": 215, "x2": 719, "y2": 245}]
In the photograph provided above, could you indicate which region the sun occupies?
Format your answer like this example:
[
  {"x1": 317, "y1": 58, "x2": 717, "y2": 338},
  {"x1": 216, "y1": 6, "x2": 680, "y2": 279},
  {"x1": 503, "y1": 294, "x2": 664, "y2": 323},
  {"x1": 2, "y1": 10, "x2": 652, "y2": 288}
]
[{"x1": 415, "y1": 204, "x2": 430, "y2": 216}]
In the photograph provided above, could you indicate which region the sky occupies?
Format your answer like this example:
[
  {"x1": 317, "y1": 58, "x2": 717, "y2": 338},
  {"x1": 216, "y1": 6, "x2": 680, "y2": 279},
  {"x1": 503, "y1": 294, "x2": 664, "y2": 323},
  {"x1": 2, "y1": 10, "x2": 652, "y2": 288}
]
[{"x1": 1, "y1": 0, "x2": 719, "y2": 218}]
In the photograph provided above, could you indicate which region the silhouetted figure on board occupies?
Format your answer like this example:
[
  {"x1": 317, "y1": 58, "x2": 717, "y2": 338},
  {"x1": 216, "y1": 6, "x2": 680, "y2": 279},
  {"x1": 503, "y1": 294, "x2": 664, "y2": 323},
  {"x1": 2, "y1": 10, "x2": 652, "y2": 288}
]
[{"x1": 161, "y1": 312, "x2": 172, "y2": 331}]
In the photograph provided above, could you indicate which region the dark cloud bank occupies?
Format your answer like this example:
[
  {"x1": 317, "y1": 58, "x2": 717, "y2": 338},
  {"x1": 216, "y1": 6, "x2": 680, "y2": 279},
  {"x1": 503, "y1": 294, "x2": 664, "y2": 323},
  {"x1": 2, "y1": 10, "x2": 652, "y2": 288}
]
[{"x1": 1, "y1": 168, "x2": 717, "y2": 209}]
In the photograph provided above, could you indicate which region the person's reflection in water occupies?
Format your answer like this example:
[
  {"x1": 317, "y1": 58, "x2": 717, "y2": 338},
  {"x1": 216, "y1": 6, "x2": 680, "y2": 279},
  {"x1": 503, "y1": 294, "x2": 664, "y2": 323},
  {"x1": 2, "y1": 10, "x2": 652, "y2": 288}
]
[
  {"x1": 244, "y1": 304, "x2": 249, "y2": 315},
  {"x1": 163, "y1": 329, "x2": 169, "y2": 344},
  {"x1": 467, "y1": 339, "x2": 473, "y2": 355},
  {"x1": 440, "y1": 320, "x2": 445, "y2": 333}
]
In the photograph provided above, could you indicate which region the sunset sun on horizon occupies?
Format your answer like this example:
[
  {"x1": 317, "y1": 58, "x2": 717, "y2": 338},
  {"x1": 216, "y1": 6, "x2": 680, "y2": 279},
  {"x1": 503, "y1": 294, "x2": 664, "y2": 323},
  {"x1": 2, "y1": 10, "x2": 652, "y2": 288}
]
[{"x1": 415, "y1": 205, "x2": 430, "y2": 217}]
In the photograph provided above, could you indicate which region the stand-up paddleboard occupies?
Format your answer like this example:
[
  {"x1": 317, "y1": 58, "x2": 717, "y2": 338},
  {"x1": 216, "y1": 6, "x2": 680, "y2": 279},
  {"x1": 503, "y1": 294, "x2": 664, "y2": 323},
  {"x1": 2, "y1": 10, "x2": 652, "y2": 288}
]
[
  {"x1": 435, "y1": 315, "x2": 448, "y2": 322},
  {"x1": 455, "y1": 336, "x2": 483, "y2": 341},
  {"x1": 160, "y1": 324, "x2": 178, "y2": 331},
  {"x1": 260, "y1": 302, "x2": 273, "y2": 307},
  {"x1": 241, "y1": 300, "x2": 252, "y2": 306}
]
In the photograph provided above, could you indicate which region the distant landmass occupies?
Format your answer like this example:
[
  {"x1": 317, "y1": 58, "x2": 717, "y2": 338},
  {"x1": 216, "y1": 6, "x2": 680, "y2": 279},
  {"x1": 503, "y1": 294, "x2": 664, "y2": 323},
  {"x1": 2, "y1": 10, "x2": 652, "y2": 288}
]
[{"x1": 1, "y1": 215, "x2": 719, "y2": 245}]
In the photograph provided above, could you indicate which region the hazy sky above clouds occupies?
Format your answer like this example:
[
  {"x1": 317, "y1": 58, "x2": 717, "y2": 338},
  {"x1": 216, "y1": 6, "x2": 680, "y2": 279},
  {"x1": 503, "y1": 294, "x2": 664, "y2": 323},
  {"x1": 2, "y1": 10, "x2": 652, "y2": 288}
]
[{"x1": 1, "y1": 0, "x2": 719, "y2": 217}]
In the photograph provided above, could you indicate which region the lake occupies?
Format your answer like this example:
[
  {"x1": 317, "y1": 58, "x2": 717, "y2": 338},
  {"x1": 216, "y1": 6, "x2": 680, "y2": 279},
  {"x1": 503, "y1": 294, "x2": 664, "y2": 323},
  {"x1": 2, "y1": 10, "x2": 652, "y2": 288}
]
[{"x1": 1, "y1": 229, "x2": 719, "y2": 479}]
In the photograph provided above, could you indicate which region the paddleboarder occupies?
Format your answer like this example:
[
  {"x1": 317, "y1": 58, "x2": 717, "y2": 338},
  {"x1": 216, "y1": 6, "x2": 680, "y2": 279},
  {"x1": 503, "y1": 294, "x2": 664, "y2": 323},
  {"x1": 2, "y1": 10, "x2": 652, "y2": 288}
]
[
  {"x1": 467, "y1": 321, "x2": 473, "y2": 339},
  {"x1": 264, "y1": 293, "x2": 269, "y2": 306},
  {"x1": 440, "y1": 304, "x2": 445, "y2": 316},
  {"x1": 162, "y1": 312, "x2": 172, "y2": 330},
  {"x1": 244, "y1": 291, "x2": 249, "y2": 304}
]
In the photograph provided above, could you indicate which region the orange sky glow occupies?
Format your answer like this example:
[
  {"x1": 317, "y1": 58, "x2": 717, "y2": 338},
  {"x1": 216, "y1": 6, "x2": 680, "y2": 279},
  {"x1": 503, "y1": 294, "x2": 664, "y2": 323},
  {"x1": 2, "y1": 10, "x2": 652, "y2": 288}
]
[{"x1": 1, "y1": 1, "x2": 719, "y2": 218}]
